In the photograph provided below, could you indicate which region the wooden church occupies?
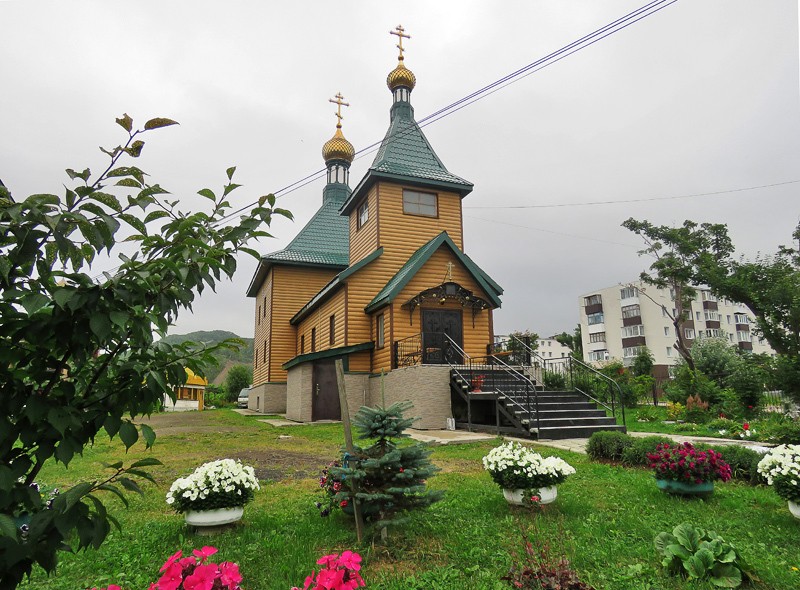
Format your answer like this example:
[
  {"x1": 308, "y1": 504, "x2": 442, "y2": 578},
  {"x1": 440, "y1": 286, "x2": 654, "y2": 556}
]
[{"x1": 246, "y1": 27, "x2": 503, "y2": 428}]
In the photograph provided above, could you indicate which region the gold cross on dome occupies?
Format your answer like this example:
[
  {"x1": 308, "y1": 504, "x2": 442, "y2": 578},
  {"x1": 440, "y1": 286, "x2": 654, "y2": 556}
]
[
  {"x1": 390, "y1": 25, "x2": 411, "y2": 59},
  {"x1": 328, "y1": 92, "x2": 350, "y2": 128}
]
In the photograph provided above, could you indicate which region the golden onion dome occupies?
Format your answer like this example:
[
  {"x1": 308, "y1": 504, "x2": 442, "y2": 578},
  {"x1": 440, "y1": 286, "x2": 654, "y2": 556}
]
[
  {"x1": 322, "y1": 126, "x2": 355, "y2": 163},
  {"x1": 387, "y1": 57, "x2": 416, "y2": 91}
]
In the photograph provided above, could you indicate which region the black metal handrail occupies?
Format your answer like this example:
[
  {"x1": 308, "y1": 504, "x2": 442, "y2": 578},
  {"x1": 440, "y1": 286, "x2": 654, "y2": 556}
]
[
  {"x1": 506, "y1": 334, "x2": 626, "y2": 426},
  {"x1": 443, "y1": 334, "x2": 541, "y2": 435},
  {"x1": 393, "y1": 333, "x2": 422, "y2": 368}
]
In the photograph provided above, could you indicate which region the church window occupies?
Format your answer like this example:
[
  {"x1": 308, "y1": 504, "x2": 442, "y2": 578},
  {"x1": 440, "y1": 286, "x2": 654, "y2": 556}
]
[
  {"x1": 311, "y1": 328, "x2": 317, "y2": 352},
  {"x1": 402, "y1": 189, "x2": 437, "y2": 217},
  {"x1": 300, "y1": 334, "x2": 305, "y2": 354},
  {"x1": 357, "y1": 200, "x2": 369, "y2": 228},
  {"x1": 376, "y1": 314, "x2": 385, "y2": 348},
  {"x1": 329, "y1": 315, "x2": 336, "y2": 346}
]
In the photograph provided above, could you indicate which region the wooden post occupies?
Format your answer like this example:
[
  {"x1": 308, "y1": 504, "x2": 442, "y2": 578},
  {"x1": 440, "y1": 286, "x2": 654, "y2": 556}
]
[{"x1": 335, "y1": 359, "x2": 364, "y2": 543}]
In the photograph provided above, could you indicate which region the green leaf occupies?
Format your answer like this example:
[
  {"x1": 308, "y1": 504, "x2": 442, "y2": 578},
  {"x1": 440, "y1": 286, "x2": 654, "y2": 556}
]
[
  {"x1": 115, "y1": 178, "x2": 142, "y2": 188},
  {"x1": 130, "y1": 457, "x2": 162, "y2": 468},
  {"x1": 96, "y1": 484, "x2": 129, "y2": 508},
  {"x1": 222, "y1": 183, "x2": 241, "y2": 197},
  {"x1": 0, "y1": 514, "x2": 17, "y2": 538},
  {"x1": 710, "y1": 563, "x2": 743, "y2": 587},
  {"x1": 91, "y1": 192, "x2": 122, "y2": 212},
  {"x1": 226, "y1": 166, "x2": 236, "y2": 180},
  {"x1": 66, "y1": 168, "x2": 91, "y2": 181},
  {"x1": 118, "y1": 421, "x2": 138, "y2": 450},
  {"x1": 684, "y1": 554, "x2": 707, "y2": 579},
  {"x1": 143, "y1": 210, "x2": 170, "y2": 223},
  {"x1": 125, "y1": 140, "x2": 145, "y2": 158},
  {"x1": 654, "y1": 532, "x2": 676, "y2": 556},
  {"x1": 118, "y1": 477, "x2": 143, "y2": 495},
  {"x1": 104, "y1": 414, "x2": 122, "y2": 438},
  {"x1": 21, "y1": 292, "x2": 50, "y2": 314},
  {"x1": 55, "y1": 482, "x2": 93, "y2": 512},
  {"x1": 89, "y1": 313, "x2": 112, "y2": 340},
  {"x1": 197, "y1": 188, "x2": 216, "y2": 201},
  {"x1": 143, "y1": 117, "x2": 179, "y2": 130},
  {"x1": 666, "y1": 544, "x2": 691, "y2": 561},
  {"x1": 719, "y1": 548, "x2": 738, "y2": 563},
  {"x1": 116, "y1": 113, "x2": 133, "y2": 132},
  {"x1": 109, "y1": 311, "x2": 128, "y2": 328},
  {"x1": 119, "y1": 213, "x2": 147, "y2": 234},
  {"x1": 673, "y1": 523, "x2": 700, "y2": 552},
  {"x1": 140, "y1": 423, "x2": 156, "y2": 449}
]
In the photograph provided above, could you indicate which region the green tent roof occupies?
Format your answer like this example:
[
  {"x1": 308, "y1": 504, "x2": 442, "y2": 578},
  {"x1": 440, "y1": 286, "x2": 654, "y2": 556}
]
[{"x1": 342, "y1": 102, "x2": 473, "y2": 215}]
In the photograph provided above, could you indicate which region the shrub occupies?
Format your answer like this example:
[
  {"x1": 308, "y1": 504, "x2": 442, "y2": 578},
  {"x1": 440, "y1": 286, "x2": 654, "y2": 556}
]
[
  {"x1": 654, "y1": 523, "x2": 757, "y2": 587},
  {"x1": 705, "y1": 417, "x2": 737, "y2": 432},
  {"x1": 585, "y1": 431, "x2": 633, "y2": 461},
  {"x1": 621, "y1": 436, "x2": 674, "y2": 467},
  {"x1": 543, "y1": 370, "x2": 566, "y2": 390},
  {"x1": 634, "y1": 406, "x2": 661, "y2": 422},
  {"x1": 666, "y1": 402, "x2": 685, "y2": 421},
  {"x1": 765, "y1": 421, "x2": 800, "y2": 445},
  {"x1": 684, "y1": 393, "x2": 710, "y2": 424},
  {"x1": 696, "y1": 444, "x2": 764, "y2": 484}
]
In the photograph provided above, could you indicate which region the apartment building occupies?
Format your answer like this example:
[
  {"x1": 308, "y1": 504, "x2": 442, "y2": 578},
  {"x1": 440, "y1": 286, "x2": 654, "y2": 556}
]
[
  {"x1": 578, "y1": 281, "x2": 775, "y2": 379},
  {"x1": 536, "y1": 337, "x2": 573, "y2": 361}
]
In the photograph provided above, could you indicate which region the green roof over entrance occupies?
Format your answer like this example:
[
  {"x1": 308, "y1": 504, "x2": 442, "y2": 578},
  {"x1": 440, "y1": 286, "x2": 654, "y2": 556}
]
[{"x1": 365, "y1": 231, "x2": 502, "y2": 313}]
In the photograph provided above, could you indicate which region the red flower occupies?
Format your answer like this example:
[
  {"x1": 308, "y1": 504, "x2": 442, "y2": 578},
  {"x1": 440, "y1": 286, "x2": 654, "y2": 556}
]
[
  {"x1": 192, "y1": 546, "x2": 218, "y2": 562},
  {"x1": 340, "y1": 500, "x2": 348, "y2": 508},
  {"x1": 157, "y1": 563, "x2": 184, "y2": 590},
  {"x1": 183, "y1": 563, "x2": 218, "y2": 590},
  {"x1": 219, "y1": 562, "x2": 243, "y2": 588},
  {"x1": 743, "y1": 422, "x2": 750, "y2": 430},
  {"x1": 160, "y1": 550, "x2": 183, "y2": 573}
]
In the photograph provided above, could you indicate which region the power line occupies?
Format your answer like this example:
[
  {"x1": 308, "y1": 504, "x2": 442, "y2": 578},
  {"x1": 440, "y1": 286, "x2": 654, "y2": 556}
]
[
  {"x1": 463, "y1": 215, "x2": 638, "y2": 248},
  {"x1": 215, "y1": 0, "x2": 677, "y2": 224},
  {"x1": 466, "y1": 179, "x2": 800, "y2": 210}
]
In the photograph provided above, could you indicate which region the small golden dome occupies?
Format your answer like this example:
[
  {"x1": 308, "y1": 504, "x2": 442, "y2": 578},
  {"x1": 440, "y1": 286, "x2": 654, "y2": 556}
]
[
  {"x1": 322, "y1": 126, "x2": 355, "y2": 163},
  {"x1": 387, "y1": 57, "x2": 416, "y2": 91}
]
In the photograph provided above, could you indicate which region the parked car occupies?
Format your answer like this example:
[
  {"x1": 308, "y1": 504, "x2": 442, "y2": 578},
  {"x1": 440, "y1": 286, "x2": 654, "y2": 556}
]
[{"x1": 237, "y1": 388, "x2": 250, "y2": 408}]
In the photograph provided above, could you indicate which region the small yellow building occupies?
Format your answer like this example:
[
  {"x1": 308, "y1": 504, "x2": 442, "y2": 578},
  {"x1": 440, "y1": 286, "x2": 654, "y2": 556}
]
[
  {"x1": 168, "y1": 368, "x2": 208, "y2": 411},
  {"x1": 246, "y1": 28, "x2": 502, "y2": 428}
]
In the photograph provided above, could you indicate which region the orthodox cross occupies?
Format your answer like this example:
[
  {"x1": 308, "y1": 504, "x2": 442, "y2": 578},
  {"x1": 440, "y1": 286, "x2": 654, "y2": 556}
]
[
  {"x1": 328, "y1": 92, "x2": 350, "y2": 128},
  {"x1": 390, "y1": 25, "x2": 411, "y2": 59},
  {"x1": 445, "y1": 261, "x2": 454, "y2": 281}
]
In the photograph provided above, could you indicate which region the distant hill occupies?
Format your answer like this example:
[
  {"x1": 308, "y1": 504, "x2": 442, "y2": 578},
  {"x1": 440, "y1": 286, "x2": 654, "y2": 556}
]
[{"x1": 160, "y1": 330, "x2": 253, "y2": 383}]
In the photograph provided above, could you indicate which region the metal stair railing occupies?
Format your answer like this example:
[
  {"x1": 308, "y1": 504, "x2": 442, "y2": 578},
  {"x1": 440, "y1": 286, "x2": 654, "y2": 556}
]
[
  {"x1": 506, "y1": 334, "x2": 626, "y2": 427},
  {"x1": 443, "y1": 333, "x2": 540, "y2": 435}
]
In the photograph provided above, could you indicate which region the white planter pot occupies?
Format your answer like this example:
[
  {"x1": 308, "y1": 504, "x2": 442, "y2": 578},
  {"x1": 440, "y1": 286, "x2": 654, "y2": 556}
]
[
  {"x1": 185, "y1": 506, "x2": 243, "y2": 527},
  {"x1": 789, "y1": 501, "x2": 800, "y2": 520},
  {"x1": 502, "y1": 486, "x2": 558, "y2": 506}
]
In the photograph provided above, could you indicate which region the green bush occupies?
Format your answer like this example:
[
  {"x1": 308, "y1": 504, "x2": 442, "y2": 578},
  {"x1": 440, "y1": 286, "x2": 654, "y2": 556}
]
[
  {"x1": 634, "y1": 406, "x2": 662, "y2": 422},
  {"x1": 585, "y1": 431, "x2": 633, "y2": 461},
  {"x1": 542, "y1": 370, "x2": 566, "y2": 389},
  {"x1": 699, "y1": 444, "x2": 764, "y2": 484},
  {"x1": 705, "y1": 417, "x2": 737, "y2": 432},
  {"x1": 621, "y1": 435, "x2": 673, "y2": 466},
  {"x1": 764, "y1": 421, "x2": 800, "y2": 445}
]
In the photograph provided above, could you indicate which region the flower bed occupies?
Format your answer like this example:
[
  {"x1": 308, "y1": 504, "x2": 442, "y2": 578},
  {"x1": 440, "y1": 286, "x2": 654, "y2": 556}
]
[
  {"x1": 482, "y1": 442, "x2": 575, "y2": 489},
  {"x1": 647, "y1": 442, "x2": 731, "y2": 485}
]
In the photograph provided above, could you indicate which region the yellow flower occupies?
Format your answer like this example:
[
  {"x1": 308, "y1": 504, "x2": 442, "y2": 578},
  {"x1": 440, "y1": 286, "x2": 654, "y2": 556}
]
[{"x1": 792, "y1": 566, "x2": 799, "y2": 572}]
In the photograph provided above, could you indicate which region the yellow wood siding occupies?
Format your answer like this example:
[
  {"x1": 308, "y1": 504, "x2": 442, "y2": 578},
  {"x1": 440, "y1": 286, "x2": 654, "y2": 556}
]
[
  {"x1": 268, "y1": 265, "x2": 339, "y2": 382},
  {"x1": 349, "y1": 350, "x2": 372, "y2": 372},
  {"x1": 252, "y1": 270, "x2": 272, "y2": 386},
  {"x1": 295, "y1": 289, "x2": 347, "y2": 353},
  {"x1": 349, "y1": 186, "x2": 379, "y2": 265}
]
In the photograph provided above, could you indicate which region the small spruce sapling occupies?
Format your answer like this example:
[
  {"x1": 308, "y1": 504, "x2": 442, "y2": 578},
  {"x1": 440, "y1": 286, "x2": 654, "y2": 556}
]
[{"x1": 332, "y1": 401, "x2": 443, "y2": 536}]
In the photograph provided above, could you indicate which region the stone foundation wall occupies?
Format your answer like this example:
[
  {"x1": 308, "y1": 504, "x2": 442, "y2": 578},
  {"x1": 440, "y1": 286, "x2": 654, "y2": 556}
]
[
  {"x1": 368, "y1": 365, "x2": 452, "y2": 430},
  {"x1": 248, "y1": 382, "x2": 287, "y2": 414},
  {"x1": 286, "y1": 364, "x2": 313, "y2": 422}
]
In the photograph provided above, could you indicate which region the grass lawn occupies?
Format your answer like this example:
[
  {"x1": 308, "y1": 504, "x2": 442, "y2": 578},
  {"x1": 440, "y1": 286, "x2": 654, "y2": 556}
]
[{"x1": 20, "y1": 410, "x2": 800, "y2": 590}]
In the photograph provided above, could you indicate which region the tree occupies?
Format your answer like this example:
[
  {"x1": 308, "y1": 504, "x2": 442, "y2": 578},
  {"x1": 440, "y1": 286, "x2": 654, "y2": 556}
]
[
  {"x1": 333, "y1": 402, "x2": 443, "y2": 539},
  {"x1": 622, "y1": 218, "x2": 733, "y2": 372},
  {"x1": 505, "y1": 329, "x2": 539, "y2": 365},
  {"x1": 554, "y1": 324, "x2": 583, "y2": 359},
  {"x1": 225, "y1": 364, "x2": 252, "y2": 402},
  {"x1": 0, "y1": 114, "x2": 290, "y2": 587},
  {"x1": 631, "y1": 346, "x2": 654, "y2": 377}
]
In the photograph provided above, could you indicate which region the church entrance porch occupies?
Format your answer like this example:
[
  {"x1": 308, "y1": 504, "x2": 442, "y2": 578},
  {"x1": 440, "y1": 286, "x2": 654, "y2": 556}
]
[{"x1": 421, "y1": 310, "x2": 463, "y2": 365}]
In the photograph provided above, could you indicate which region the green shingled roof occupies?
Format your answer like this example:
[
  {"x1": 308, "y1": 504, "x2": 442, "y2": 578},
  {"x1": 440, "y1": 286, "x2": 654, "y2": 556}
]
[
  {"x1": 365, "y1": 232, "x2": 502, "y2": 313},
  {"x1": 245, "y1": 194, "x2": 350, "y2": 297},
  {"x1": 342, "y1": 102, "x2": 473, "y2": 214}
]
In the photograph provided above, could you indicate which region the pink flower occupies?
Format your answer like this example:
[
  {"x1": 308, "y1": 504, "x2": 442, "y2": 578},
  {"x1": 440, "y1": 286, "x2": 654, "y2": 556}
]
[
  {"x1": 530, "y1": 495, "x2": 540, "y2": 503},
  {"x1": 219, "y1": 562, "x2": 243, "y2": 588},
  {"x1": 160, "y1": 550, "x2": 183, "y2": 573},
  {"x1": 338, "y1": 550, "x2": 362, "y2": 571},
  {"x1": 192, "y1": 546, "x2": 218, "y2": 562},
  {"x1": 157, "y1": 563, "x2": 184, "y2": 590},
  {"x1": 183, "y1": 563, "x2": 218, "y2": 590},
  {"x1": 317, "y1": 553, "x2": 339, "y2": 567}
]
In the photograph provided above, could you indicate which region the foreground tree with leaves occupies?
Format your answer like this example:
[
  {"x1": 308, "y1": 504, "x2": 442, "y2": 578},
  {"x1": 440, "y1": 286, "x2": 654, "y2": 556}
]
[{"x1": 0, "y1": 114, "x2": 289, "y2": 587}]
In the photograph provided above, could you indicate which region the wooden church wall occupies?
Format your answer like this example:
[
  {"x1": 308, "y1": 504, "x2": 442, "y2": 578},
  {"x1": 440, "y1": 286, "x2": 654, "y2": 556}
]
[
  {"x1": 295, "y1": 288, "x2": 347, "y2": 354},
  {"x1": 349, "y1": 185, "x2": 379, "y2": 265},
  {"x1": 252, "y1": 269, "x2": 273, "y2": 386},
  {"x1": 268, "y1": 265, "x2": 340, "y2": 383}
]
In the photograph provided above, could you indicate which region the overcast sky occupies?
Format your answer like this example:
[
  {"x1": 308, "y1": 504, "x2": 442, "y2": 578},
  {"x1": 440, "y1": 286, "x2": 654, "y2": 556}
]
[{"x1": 2, "y1": 0, "x2": 798, "y2": 340}]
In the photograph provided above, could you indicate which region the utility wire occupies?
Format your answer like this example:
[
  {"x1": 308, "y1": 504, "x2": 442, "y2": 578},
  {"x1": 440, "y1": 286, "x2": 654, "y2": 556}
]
[
  {"x1": 215, "y1": 0, "x2": 677, "y2": 225},
  {"x1": 466, "y1": 179, "x2": 800, "y2": 210},
  {"x1": 463, "y1": 215, "x2": 639, "y2": 248}
]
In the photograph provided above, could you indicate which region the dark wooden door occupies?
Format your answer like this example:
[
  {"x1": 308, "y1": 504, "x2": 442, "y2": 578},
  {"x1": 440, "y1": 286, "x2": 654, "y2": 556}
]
[
  {"x1": 312, "y1": 360, "x2": 341, "y2": 421},
  {"x1": 421, "y1": 309, "x2": 463, "y2": 364}
]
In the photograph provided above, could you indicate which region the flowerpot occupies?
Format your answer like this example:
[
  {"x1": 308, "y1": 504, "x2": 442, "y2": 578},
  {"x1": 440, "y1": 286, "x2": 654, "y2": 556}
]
[
  {"x1": 789, "y1": 501, "x2": 800, "y2": 520},
  {"x1": 185, "y1": 506, "x2": 243, "y2": 529},
  {"x1": 503, "y1": 486, "x2": 558, "y2": 506},
  {"x1": 656, "y1": 479, "x2": 714, "y2": 498}
]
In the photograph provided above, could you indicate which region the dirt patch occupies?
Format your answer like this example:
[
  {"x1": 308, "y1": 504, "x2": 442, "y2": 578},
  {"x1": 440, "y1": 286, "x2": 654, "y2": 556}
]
[
  {"x1": 232, "y1": 449, "x2": 324, "y2": 482},
  {"x1": 135, "y1": 412, "x2": 241, "y2": 436}
]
